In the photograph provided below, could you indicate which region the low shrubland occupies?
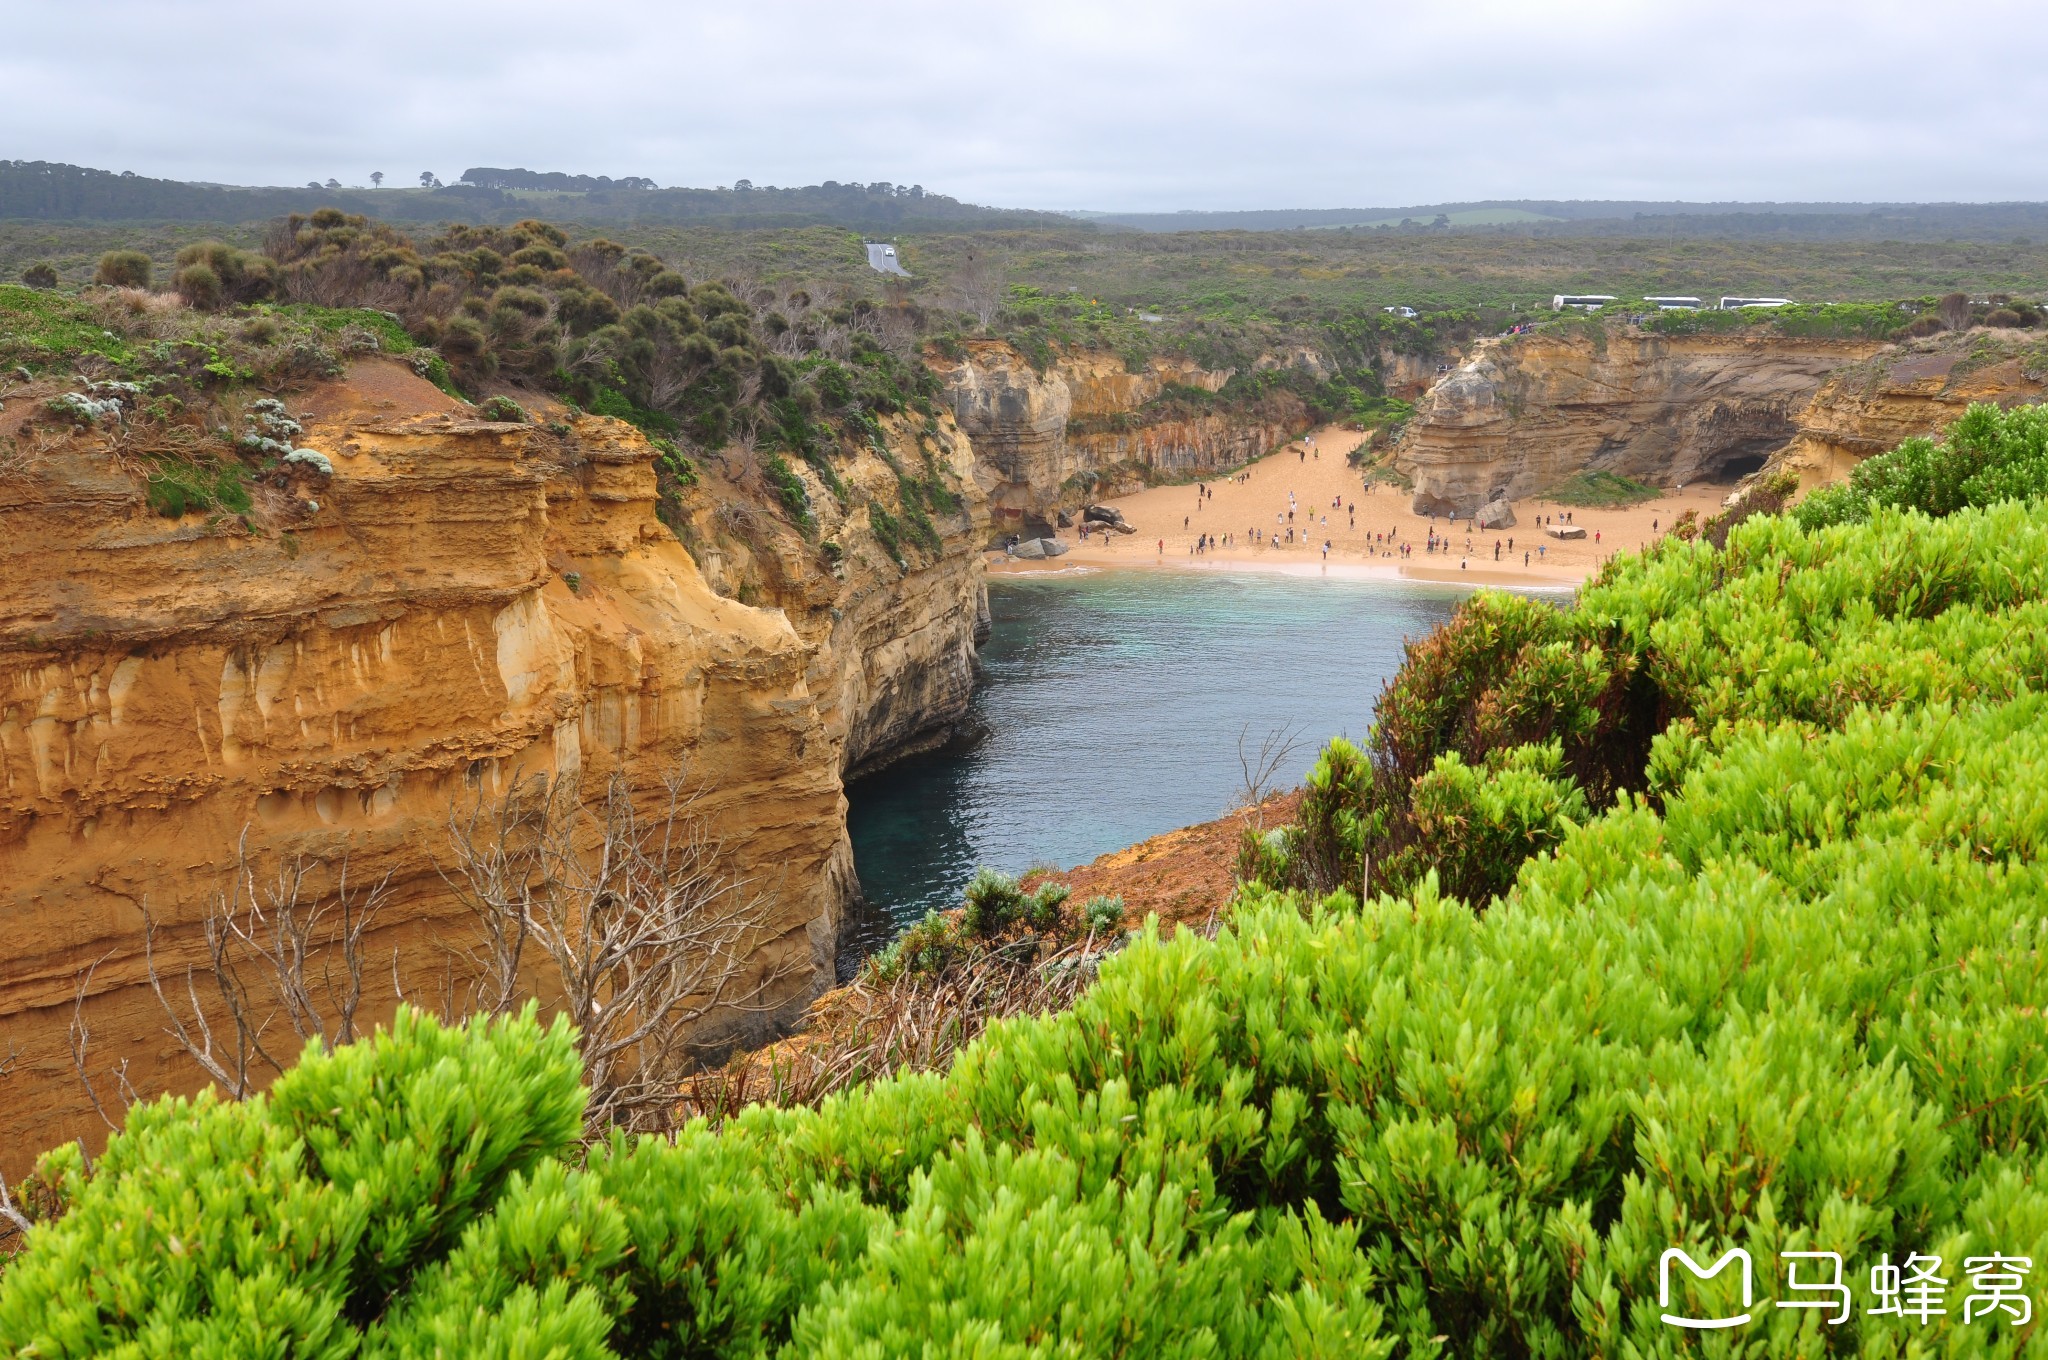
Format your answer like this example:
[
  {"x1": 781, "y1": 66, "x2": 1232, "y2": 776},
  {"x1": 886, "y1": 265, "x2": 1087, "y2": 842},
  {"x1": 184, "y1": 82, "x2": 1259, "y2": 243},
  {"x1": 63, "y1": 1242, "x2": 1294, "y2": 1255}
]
[
  {"x1": 9, "y1": 401, "x2": 2048, "y2": 1353},
  {"x1": 0, "y1": 210, "x2": 970, "y2": 552}
]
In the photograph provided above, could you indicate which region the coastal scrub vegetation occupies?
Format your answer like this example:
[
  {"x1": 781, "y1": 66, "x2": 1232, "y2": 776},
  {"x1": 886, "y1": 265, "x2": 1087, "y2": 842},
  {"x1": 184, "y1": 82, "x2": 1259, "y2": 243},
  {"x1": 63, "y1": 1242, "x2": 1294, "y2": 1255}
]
[
  {"x1": 1241, "y1": 414, "x2": 2048, "y2": 909},
  {"x1": 10, "y1": 410, "x2": 2048, "y2": 1354},
  {"x1": 0, "y1": 210, "x2": 966, "y2": 551},
  {"x1": 1545, "y1": 469, "x2": 1661, "y2": 507},
  {"x1": 1796, "y1": 400, "x2": 2048, "y2": 529}
]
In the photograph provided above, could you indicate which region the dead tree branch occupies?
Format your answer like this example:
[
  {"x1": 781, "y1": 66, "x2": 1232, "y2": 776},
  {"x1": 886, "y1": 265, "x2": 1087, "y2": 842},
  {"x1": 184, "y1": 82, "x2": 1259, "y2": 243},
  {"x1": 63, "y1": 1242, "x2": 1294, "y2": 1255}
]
[
  {"x1": 444, "y1": 767, "x2": 796, "y2": 1134},
  {"x1": 1234, "y1": 721, "x2": 1305, "y2": 822},
  {"x1": 140, "y1": 837, "x2": 387, "y2": 1102}
]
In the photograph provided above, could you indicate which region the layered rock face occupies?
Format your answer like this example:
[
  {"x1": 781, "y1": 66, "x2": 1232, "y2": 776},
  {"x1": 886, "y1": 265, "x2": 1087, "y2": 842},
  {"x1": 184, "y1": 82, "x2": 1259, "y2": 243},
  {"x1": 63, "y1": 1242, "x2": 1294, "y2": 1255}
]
[
  {"x1": 1395, "y1": 328, "x2": 1887, "y2": 515},
  {"x1": 0, "y1": 360, "x2": 986, "y2": 1168},
  {"x1": 1768, "y1": 335, "x2": 2047, "y2": 488},
  {"x1": 675, "y1": 411, "x2": 991, "y2": 777},
  {"x1": 935, "y1": 340, "x2": 1315, "y2": 537}
]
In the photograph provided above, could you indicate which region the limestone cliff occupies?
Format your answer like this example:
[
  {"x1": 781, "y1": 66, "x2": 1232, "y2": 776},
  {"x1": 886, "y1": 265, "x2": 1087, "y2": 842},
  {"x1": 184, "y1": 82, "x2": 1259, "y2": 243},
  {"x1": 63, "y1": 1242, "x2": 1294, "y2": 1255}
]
[
  {"x1": 934, "y1": 340, "x2": 1317, "y2": 537},
  {"x1": 1767, "y1": 331, "x2": 2048, "y2": 488},
  {"x1": 0, "y1": 358, "x2": 987, "y2": 1167},
  {"x1": 1394, "y1": 327, "x2": 1888, "y2": 515},
  {"x1": 668, "y1": 411, "x2": 991, "y2": 777}
]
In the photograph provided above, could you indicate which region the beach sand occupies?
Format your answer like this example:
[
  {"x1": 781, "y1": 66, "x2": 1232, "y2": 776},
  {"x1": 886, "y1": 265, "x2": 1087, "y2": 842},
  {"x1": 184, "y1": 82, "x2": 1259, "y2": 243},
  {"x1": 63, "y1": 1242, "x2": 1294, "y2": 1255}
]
[{"x1": 993, "y1": 423, "x2": 1736, "y2": 588}]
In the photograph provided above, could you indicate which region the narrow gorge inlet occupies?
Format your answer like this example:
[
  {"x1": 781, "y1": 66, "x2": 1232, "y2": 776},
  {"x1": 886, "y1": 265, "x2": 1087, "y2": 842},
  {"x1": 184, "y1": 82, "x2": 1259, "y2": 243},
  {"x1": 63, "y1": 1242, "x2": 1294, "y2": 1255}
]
[{"x1": 844, "y1": 569, "x2": 1470, "y2": 956}]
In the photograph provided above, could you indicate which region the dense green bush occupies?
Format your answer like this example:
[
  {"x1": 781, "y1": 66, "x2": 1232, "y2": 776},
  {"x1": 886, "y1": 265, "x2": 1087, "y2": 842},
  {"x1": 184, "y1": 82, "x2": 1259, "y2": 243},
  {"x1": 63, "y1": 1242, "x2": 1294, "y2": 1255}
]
[
  {"x1": 172, "y1": 239, "x2": 276, "y2": 310},
  {"x1": 1796, "y1": 401, "x2": 2048, "y2": 529},
  {"x1": 93, "y1": 248, "x2": 151, "y2": 288}
]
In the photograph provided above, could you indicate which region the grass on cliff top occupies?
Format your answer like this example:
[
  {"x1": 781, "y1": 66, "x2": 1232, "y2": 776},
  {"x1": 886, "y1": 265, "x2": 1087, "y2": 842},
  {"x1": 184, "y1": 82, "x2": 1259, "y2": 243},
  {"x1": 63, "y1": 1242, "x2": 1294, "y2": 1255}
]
[
  {"x1": 1549, "y1": 470, "x2": 1662, "y2": 507},
  {"x1": 0, "y1": 283, "x2": 132, "y2": 368}
]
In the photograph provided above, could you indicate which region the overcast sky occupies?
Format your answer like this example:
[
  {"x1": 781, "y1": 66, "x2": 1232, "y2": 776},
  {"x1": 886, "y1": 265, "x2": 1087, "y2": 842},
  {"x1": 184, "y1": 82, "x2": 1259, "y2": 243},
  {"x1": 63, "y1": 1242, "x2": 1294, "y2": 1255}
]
[{"x1": 6, "y1": 0, "x2": 2044, "y2": 211}]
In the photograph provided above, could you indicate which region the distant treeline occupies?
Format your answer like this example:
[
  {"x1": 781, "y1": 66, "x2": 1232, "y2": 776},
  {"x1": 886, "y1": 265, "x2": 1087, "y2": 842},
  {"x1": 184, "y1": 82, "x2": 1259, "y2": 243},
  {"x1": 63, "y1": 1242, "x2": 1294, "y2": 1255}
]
[
  {"x1": 458, "y1": 167, "x2": 659, "y2": 192},
  {"x1": 1084, "y1": 199, "x2": 2048, "y2": 242},
  {"x1": 0, "y1": 161, "x2": 1074, "y2": 232}
]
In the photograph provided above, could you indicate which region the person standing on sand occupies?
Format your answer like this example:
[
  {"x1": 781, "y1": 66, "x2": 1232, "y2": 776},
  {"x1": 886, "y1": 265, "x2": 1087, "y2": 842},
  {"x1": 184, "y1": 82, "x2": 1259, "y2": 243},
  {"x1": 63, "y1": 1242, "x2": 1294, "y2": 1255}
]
[
  {"x1": 1157, "y1": 539, "x2": 1163, "y2": 555},
  {"x1": 1525, "y1": 551, "x2": 1531, "y2": 567}
]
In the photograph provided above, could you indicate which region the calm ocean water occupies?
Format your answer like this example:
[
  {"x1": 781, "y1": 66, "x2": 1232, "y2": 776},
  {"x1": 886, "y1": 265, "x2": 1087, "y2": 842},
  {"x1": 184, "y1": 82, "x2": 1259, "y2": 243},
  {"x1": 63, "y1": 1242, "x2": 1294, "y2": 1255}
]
[{"x1": 843, "y1": 567, "x2": 1496, "y2": 965}]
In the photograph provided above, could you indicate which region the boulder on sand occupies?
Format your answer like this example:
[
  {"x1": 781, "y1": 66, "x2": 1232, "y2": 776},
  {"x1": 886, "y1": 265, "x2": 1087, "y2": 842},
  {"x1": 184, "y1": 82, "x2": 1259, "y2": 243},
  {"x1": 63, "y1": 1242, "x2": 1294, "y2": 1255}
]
[
  {"x1": 1083, "y1": 504, "x2": 1134, "y2": 533},
  {"x1": 1476, "y1": 497, "x2": 1516, "y2": 530},
  {"x1": 1010, "y1": 538, "x2": 1047, "y2": 560},
  {"x1": 1543, "y1": 523, "x2": 1587, "y2": 540},
  {"x1": 1041, "y1": 537, "x2": 1069, "y2": 557}
]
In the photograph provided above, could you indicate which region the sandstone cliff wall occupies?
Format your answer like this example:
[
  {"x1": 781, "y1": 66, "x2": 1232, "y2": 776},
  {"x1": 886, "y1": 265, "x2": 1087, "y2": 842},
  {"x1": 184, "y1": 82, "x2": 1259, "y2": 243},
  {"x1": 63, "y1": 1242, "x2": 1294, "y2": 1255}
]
[
  {"x1": 934, "y1": 341, "x2": 1316, "y2": 537},
  {"x1": 1394, "y1": 328, "x2": 1888, "y2": 515},
  {"x1": 1767, "y1": 333, "x2": 2048, "y2": 489},
  {"x1": 0, "y1": 359, "x2": 987, "y2": 1169},
  {"x1": 676, "y1": 411, "x2": 991, "y2": 778}
]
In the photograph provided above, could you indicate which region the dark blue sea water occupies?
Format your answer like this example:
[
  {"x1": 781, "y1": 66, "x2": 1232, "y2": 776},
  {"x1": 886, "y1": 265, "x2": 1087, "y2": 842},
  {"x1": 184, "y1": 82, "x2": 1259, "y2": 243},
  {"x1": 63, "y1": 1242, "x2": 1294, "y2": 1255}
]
[{"x1": 843, "y1": 567, "x2": 1492, "y2": 962}]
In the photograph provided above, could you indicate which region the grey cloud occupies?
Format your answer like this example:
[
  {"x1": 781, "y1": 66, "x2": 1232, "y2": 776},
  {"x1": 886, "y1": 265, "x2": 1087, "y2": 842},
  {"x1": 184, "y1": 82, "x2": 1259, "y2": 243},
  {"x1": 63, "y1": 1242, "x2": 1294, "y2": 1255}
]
[{"x1": 3, "y1": 0, "x2": 2043, "y2": 209}]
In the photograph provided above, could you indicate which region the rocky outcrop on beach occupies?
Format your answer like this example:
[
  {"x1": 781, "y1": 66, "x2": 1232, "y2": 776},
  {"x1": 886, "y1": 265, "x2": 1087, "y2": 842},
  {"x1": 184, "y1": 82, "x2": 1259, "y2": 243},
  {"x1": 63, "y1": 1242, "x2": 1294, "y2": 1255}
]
[
  {"x1": 933, "y1": 340, "x2": 1318, "y2": 538},
  {"x1": 1394, "y1": 327, "x2": 1888, "y2": 515},
  {"x1": 0, "y1": 358, "x2": 988, "y2": 1166}
]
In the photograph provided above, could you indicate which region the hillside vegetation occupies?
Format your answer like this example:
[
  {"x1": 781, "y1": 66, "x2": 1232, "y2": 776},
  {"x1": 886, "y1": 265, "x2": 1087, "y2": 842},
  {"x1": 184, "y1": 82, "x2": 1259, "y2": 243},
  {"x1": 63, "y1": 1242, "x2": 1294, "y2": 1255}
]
[{"x1": 6, "y1": 409, "x2": 2048, "y2": 1355}]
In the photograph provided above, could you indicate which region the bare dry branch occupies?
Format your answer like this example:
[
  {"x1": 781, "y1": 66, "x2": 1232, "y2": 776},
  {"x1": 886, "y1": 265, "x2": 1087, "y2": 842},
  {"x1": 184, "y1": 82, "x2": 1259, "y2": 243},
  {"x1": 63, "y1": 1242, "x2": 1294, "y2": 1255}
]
[
  {"x1": 681, "y1": 931, "x2": 1112, "y2": 1126},
  {"x1": 444, "y1": 766, "x2": 797, "y2": 1134},
  {"x1": 136, "y1": 837, "x2": 387, "y2": 1102},
  {"x1": 1234, "y1": 722, "x2": 1305, "y2": 822},
  {"x1": 68, "y1": 954, "x2": 129, "y2": 1132}
]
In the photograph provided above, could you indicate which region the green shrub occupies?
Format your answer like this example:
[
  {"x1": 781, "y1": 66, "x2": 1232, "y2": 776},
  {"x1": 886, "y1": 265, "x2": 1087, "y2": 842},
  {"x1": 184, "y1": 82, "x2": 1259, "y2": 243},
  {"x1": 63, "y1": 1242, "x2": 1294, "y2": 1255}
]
[
  {"x1": 960, "y1": 866, "x2": 1028, "y2": 937},
  {"x1": 1257, "y1": 469, "x2": 2048, "y2": 909},
  {"x1": 19, "y1": 262, "x2": 57, "y2": 290},
  {"x1": 173, "y1": 240, "x2": 276, "y2": 310},
  {"x1": 1081, "y1": 893, "x2": 1125, "y2": 933},
  {"x1": 145, "y1": 456, "x2": 252, "y2": 518},
  {"x1": 480, "y1": 394, "x2": 530, "y2": 423},
  {"x1": 94, "y1": 249, "x2": 151, "y2": 289},
  {"x1": 1796, "y1": 401, "x2": 2048, "y2": 529}
]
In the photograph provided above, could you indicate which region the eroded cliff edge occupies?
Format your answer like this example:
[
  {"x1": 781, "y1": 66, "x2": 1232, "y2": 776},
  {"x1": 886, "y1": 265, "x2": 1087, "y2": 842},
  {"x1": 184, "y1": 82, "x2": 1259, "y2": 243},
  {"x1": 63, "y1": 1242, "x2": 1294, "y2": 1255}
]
[
  {"x1": 933, "y1": 339, "x2": 1322, "y2": 538},
  {"x1": 0, "y1": 358, "x2": 987, "y2": 1163},
  {"x1": 1392, "y1": 327, "x2": 1885, "y2": 514}
]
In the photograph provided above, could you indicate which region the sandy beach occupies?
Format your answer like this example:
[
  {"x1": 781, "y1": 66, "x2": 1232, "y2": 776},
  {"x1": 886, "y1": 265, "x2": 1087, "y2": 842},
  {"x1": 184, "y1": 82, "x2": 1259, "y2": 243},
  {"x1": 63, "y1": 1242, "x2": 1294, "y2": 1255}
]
[{"x1": 992, "y1": 423, "x2": 1736, "y2": 588}]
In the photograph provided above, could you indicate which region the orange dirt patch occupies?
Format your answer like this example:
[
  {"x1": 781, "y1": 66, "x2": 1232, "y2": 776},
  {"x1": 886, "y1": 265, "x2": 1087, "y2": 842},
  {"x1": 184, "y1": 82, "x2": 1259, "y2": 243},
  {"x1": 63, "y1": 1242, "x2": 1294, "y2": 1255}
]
[
  {"x1": 1022, "y1": 790, "x2": 1301, "y2": 931},
  {"x1": 294, "y1": 356, "x2": 467, "y2": 423}
]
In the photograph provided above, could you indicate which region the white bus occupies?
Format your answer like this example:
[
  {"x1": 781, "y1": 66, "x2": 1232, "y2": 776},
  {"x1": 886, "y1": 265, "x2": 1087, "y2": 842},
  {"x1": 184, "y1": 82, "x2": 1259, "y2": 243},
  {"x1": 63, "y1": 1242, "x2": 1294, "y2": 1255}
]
[
  {"x1": 1643, "y1": 296, "x2": 1702, "y2": 310},
  {"x1": 1552, "y1": 294, "x2": 1617, "y2": 312},
  {"x1": 1718, "y1": 297, "x2": 1793, "y2": 310}
]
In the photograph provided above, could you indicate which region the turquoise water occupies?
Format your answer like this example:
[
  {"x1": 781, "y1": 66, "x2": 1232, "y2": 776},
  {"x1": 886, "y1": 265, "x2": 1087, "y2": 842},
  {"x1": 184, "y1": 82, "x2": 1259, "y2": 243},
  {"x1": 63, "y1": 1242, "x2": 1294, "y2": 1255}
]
[{"x1": 843, "y1": 567, "x2": 1486, "y2": 961}]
